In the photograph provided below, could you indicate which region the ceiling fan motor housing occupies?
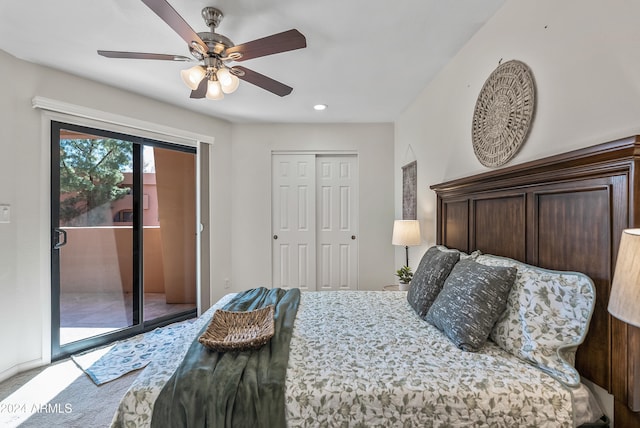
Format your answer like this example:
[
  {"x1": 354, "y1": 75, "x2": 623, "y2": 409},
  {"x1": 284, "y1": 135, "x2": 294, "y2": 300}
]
[{"x1": 197, "y1": 32, "x2": 235, "y2": 56}]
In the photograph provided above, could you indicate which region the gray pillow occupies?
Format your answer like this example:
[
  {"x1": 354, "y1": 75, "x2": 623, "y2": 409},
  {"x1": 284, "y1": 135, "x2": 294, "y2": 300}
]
[
  {"x1": 406, "y1": 246, "x2": 460, "y2": 318},
  {"x1": 425, "y1": 258, "x2": 517, "y2": 352}
]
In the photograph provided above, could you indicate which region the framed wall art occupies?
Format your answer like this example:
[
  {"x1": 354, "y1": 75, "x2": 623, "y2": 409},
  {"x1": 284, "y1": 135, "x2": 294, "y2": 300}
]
[{"x1": 402, "y1": 160, "x2": 417, "y2": 220}]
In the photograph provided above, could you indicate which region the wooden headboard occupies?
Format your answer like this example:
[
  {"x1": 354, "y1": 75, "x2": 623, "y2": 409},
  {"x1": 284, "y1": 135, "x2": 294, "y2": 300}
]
[{"x1": 431, "y1": 136, "x2": 640, "y2": 427}]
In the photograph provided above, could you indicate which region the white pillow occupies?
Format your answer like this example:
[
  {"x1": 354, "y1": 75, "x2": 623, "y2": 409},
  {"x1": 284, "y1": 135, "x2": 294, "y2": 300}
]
[
  {"x1": 435, "y1": 245, "x2": 482, "y2": 260},
  {"x1": 475, "y1": 254, "x2": 596, "y2": 387}
]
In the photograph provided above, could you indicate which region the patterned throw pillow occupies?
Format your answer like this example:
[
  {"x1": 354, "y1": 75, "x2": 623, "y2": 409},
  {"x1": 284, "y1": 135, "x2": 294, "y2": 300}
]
[
  {"x1": 425, "y1": 258, "x2": 517, "y2": 352},
  {"x1": 476, "y1": 255, "x2": 596, "y2": 387},
  {"x1": 406, "y1": 246, "x2": 460, "y2": 318}
]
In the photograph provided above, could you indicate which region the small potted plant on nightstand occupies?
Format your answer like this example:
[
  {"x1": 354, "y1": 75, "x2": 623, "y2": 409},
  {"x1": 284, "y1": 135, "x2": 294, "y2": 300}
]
[{"x1": 395, "y1": 266, "x2": 413, "y2": 291}]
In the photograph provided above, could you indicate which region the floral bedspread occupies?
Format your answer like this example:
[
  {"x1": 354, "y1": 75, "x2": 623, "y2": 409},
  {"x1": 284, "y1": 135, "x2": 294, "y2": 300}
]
[{"x1": 111, "y1": 291, "x2": 576, "y2": 427}]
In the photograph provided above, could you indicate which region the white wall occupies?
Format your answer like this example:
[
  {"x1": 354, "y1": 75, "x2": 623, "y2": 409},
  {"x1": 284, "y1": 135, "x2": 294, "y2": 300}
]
[
  {"x1": 394, "y1": 0, "x2": 640, "y2": 420},
  {"x1": 0, "y1": 49, "x2": 396, "y2": 380},
  {"x1": 395, "y1": 0, "x2": 640, "y2": 264},
  {"x1": 0, "y1": 49, "x2": 233, "y2": 380},
  {"x1": 228, "y1": 123, "x2": 395, "y2": 298}
]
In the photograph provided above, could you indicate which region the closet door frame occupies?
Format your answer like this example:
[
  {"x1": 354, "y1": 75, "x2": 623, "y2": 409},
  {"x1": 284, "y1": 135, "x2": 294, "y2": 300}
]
[{"x1": 271, "y1": 151, "x2": 359, "y2": 291}]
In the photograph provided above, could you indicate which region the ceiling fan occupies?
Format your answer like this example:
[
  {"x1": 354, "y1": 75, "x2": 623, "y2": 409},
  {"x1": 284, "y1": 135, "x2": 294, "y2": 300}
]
[{"x1": 98, "y1": 0, "x2": 307, "y2": 100}]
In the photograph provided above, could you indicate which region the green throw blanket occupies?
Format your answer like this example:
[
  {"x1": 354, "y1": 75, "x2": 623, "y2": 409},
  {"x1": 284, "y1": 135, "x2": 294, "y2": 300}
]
[{"x1": 151, "y1": 287, "x2": 301, "y2": 428}]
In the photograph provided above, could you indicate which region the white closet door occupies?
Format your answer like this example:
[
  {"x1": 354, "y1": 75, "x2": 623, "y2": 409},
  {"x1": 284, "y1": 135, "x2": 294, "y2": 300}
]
[
  {"x1": 316, "y1": 155, "x2": 358, "y2": 290},
  {"x1": 271, "y1": 154, "x2": 317, "y2": 290}
]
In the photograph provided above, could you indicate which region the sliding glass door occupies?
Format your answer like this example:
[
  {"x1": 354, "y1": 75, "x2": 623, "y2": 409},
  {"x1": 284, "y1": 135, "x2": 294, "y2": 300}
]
[{"x1": 51, "y1": 121, "x2": 197, "y2": 359}]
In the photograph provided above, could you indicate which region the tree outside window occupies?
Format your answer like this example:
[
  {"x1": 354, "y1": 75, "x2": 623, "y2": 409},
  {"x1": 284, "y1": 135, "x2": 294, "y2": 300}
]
[{"x1": 59, "y1": 138, "x2": 132, "y2": 226}]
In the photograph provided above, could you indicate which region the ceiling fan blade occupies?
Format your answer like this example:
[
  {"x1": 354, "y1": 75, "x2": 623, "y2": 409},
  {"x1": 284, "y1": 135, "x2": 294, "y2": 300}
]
[
  {"x1": 226, "y1": 29, "x2": 306, "y2": 62},
  {"x1": 233, "y1": 66, "x2": 293, "y2": 97},
  {"x1": 190, "y1": 78, "x2": 207, "y2": 99},
  {"x1": 141, "y1": 0, "x2": 208, "y2": 54},
  {"x1": 98, "y1": 50, "x2": 192, "y2": 61}
]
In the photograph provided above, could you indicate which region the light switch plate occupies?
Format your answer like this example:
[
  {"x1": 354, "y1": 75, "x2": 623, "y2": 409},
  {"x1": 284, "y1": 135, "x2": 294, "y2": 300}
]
[{"x1": 0, "y1": 204, "x2": 10, "y2": 223}]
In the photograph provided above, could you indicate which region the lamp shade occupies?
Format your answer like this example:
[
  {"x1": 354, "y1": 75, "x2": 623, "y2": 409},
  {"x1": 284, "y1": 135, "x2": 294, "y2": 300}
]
[
  {"x1": 216, "y1": 67, "x2": 240, "y2": 94},
  {"x1": 392, "y1": 220, "x2": 421, "y2": 246},
  {"x1": 608, "y1": 228, "x2": 640, "y2": 328},
  {"x1": 180, "y1": 65, "x2": 206, "y2": 90},
  {"x1": 206, "y1": 79, "x2": 224, "y2": 100}
]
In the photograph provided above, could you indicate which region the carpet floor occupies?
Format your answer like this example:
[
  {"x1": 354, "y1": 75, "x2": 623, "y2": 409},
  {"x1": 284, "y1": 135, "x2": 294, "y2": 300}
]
[{"x1": 0, "y1": 359, "x2": 137, "y2": 428}]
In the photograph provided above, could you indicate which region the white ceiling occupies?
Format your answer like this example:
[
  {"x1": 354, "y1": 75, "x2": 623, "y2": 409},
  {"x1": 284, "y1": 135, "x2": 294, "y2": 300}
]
[{"x1": 0, "y1": 0, "x2": 504, "y2": 124}]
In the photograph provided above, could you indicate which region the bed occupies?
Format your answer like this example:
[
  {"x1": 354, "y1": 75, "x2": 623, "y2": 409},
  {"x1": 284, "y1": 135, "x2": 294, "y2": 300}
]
[
  {"x1": 110, "y1": 135, "x2": 640, "y2": 427},
  {"x1": 111, "y1": 272, "x2": 601, "y2": 427},
  {"x1": 430, "y1": 135, "x2": 640, "y2": 427}
]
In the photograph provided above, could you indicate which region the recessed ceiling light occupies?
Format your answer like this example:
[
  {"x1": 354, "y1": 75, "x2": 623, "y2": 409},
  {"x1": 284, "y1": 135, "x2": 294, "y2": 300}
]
[{"x1": 313, "y1": 104, "x2": 327, "y2": 111}]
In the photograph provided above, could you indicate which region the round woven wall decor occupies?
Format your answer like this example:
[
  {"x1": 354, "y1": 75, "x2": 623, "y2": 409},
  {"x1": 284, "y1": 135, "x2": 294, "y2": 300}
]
[{"x1": 471, "y1": 60, "x2": 535, "y2": 167}]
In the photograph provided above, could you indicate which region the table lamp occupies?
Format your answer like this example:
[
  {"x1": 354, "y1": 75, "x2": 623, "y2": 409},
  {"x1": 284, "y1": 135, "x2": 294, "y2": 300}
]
[
  {"x1": 392, "y1": 220, "x2": 421, "y2": 267},
  {"x1": 608, "y1": 228, "x2": 640, "y2": 328}
]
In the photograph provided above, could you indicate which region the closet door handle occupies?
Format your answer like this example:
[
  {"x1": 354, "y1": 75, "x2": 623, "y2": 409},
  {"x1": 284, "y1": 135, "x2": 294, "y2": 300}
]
[
  {"x1": 273, "y1": 235, "x2": 278, "y2": 240},
  {"x1": 53, "y1": 228, "x2": 67, "y2": 249},
  {"x1": 351, "y1": 235, "x2": 356, "y2": 240}
]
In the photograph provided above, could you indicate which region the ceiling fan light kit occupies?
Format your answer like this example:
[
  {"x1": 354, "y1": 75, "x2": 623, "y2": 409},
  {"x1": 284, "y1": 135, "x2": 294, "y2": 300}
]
[
  {"x1": 180, "y1": 61, "x2": 239, "y2": 99},
  {"x1": 180, "y1": 65, "x2": 206, "y2": 90},
  {"x1": 98, "y1": 0, "x2": 307, "y2": 100},
  {"x1": 206, "y1": 78, "x2": 224, "y2": 100},
  {"x1": 216, "y1": 67, "x2": 240, "y2": 93}
]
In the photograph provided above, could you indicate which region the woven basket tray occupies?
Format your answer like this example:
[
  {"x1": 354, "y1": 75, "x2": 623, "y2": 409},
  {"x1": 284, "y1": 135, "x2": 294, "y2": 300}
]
[{"x1": 198, "y1": 305, "x2": 275, "y2": 352}]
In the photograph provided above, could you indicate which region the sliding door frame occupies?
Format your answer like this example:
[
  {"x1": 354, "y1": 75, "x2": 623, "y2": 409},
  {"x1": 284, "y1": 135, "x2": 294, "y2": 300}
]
[
  {"x1": 50, "y1": 121, "x2": 199, "y2": 359},
  {"x1": 34, "y1": 98, "x2": 214, "y2": 364}
]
